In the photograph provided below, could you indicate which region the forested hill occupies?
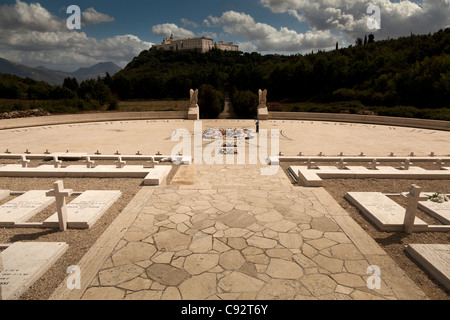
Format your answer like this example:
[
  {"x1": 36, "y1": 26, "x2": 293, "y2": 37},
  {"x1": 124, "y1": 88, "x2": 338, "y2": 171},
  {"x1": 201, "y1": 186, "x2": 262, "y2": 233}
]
[{"x1": 113, "y1": 28, "x2": 450, "y2": 110}]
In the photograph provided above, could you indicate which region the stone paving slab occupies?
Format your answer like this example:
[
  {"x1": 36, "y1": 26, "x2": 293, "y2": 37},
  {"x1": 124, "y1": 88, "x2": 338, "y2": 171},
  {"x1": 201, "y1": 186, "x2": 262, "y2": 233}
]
[{"x1": 50, "y1": 164, "x2": 429, "y2": 300}]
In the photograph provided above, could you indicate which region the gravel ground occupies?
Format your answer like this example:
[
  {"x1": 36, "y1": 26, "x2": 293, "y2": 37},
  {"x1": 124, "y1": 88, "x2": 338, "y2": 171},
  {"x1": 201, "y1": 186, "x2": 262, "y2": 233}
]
[
  {"x1": 0, "y1": 160, "x2": 178, "y2": 300},
  {"x1": 281, "y1": 161, "x2": 450, "y2": 300}
]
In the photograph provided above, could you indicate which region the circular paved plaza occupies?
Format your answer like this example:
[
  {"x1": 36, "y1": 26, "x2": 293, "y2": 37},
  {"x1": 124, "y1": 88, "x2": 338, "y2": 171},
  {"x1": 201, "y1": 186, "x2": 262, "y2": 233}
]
[{"x1": 1, "y1": 119, "x2": 449, "y2": 156}]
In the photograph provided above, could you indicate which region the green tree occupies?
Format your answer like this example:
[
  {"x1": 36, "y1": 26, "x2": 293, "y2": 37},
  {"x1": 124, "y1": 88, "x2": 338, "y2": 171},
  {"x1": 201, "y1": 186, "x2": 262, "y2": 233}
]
[
  {"x1": 198, "y1": 84, "x2": 224, "y2": 119},
  {"x1": 231, "y1": 90, "x2": 258, "y2": 119},
  {"x1": 63, "y1": 77, "x2": 79, "y2": 92}
]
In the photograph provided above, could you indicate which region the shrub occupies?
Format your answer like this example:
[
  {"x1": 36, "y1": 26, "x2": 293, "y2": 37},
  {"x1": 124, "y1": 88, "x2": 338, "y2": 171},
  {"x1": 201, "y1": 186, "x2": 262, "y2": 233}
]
[{"x1": 267, "y1": 102, "x2": 283, "y2": 112}]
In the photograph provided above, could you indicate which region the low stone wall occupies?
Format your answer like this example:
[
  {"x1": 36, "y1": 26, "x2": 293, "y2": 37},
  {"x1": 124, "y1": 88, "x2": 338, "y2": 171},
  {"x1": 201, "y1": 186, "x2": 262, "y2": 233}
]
[
  {"x1": 0, "y1": 111, "x2": 187, "y2": 130},
  {"x1": 1, "y1": 110, "x2": 448, "y2": 132},
  {"x1": 270, "y1": 112, "x2": 450, "y2": 132}
]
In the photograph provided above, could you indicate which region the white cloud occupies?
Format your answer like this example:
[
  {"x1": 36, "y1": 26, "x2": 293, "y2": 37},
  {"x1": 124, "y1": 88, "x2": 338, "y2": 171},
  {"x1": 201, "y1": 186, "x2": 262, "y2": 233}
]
[
  {"x1": 181, "y1": 18, "x2": 199, "y2": 28},
  {"x1": 261, "y1": 0, "x2": 450, "y2": 43},
  {"x1": 82, "y1": 7, "x2": 115, "y2": 25},
  {"x1": 0, "y1": 31, "x2": 152, "y2": 71},
  {"x1": 152, "y1": 23, "x2": 196, "y2": 39},
  {"x1": 0, "y1": 1, "x2": 151, "y2": 71},
  {"x1": 236, "y1": 41, "x2": 258, "y2": 52},
  {"x1": 198, "y1": 31, "x2": 218, "y2": 39},
  {"x1": 0, "y1": 0, "x2": 64, "y2": 32},
  {"x1": 205, "y1": 10, "x2": 338, "y2": 52}
]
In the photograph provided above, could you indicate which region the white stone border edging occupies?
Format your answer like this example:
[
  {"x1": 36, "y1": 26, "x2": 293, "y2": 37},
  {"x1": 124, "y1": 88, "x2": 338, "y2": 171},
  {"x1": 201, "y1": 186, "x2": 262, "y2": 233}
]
[
  {"x1": 270, "y1": 112, "x2": 450, "y2": 132},
  {"x1": 0, "y1": 111, "x2": 187, "y2": 131}
]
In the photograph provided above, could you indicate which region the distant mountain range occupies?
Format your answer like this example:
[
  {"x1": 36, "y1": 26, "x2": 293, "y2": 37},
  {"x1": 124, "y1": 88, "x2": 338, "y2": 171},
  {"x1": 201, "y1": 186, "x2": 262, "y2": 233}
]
[{"x1": 0, "y1": 58, "x2": 122, "y2": 86}]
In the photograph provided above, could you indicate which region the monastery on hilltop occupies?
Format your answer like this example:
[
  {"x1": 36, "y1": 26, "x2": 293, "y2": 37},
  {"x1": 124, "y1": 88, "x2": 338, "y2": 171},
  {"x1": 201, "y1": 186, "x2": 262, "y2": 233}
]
[{"x1": 152, "y1": 35, "x2": 239, "y2": 53}]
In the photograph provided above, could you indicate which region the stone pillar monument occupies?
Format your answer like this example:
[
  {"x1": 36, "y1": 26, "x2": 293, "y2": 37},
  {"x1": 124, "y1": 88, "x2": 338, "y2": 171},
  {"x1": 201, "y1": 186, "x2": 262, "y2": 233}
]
[
  {"x1": 188, "y1": 89, "x2": 200, "y2": 120},
  {"x1": 257, "y1": 89, "x2": 269, "y2": 120}
]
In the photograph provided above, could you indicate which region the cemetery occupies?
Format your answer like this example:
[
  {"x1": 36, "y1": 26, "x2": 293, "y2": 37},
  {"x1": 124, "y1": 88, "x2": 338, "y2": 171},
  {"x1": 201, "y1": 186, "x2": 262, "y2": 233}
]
[{"x1": 0, "y1": 107, "x2": 449, "y2": 300}]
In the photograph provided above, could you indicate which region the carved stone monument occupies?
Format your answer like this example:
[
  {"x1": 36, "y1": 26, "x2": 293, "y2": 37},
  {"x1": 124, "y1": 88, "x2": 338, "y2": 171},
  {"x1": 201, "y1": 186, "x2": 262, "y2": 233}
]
[
  {"x1": 257, "y1": 89, "x2": 269, "y2": 120},
  {"x1": 188, "y1": 89, "x2": 200, "y2": 120}
]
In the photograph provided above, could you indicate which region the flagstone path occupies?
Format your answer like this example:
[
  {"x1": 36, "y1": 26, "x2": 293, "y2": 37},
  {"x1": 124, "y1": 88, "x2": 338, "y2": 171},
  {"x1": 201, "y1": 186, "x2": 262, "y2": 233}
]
[{"x1": 51, "y1": 164, "x2": 428, "y2": 300}]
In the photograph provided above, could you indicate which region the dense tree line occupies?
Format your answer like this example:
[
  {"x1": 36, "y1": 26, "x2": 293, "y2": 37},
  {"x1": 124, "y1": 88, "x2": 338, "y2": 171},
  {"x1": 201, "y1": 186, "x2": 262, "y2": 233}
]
[
  {"x1": 0, "y1": 73, "x2": 117, "y2": 113},
  {"x1": 113, "y1": 28, "x2": 450, "y2": 113}
]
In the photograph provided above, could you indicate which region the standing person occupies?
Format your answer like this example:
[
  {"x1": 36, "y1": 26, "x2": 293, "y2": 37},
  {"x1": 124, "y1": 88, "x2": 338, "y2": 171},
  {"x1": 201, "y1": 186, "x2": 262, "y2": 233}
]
[{"x1": 255, "y1": 120, "x2": 260, "y2": 133}]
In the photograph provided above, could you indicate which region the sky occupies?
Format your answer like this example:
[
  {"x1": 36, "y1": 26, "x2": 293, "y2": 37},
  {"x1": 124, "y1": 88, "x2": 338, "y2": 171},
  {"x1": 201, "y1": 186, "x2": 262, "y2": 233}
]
[{"x1": 0, "y1": 0, "x2": 449, "y2": 72}]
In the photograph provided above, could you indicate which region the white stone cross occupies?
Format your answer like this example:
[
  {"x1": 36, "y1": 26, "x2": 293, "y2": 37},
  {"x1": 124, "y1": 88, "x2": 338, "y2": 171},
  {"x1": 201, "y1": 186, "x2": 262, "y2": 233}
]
[
  {"x1": 435, "y1": 159, "x2": 445, "y2": 170},
  {"x1": 144, "y1": 157, "x2": 156, "y2": 169},
  {"x1": 401, "y1": 159, "x2": 412, "y2": 170},
  {"x1": 336, "y1": 158, "x2": 347, "y2": 170},
  {"x1": 18, "y1": 155, "x2": 30, "y2": 168},
  {"x1": 115, "y1": 157, "x2": 126, "y2": 168},
  {"x1": 368, "y1": 158, "x2": 380, "y2": 170},
  {"x1": 51, "y1": 156, "x2": 62, "y2": 168},
  {"x1": 84, "y1": 156, "x2": 95, "y2": 168},
  {"x1": 307, "y1": 159, "x2": 315, "y2": 169},
  {"x1": 402, "y1": 184, "x2": 428, "y2": 234},
  {"x1": 46, "y1": 180, "x2": 73, "y2": 231}
]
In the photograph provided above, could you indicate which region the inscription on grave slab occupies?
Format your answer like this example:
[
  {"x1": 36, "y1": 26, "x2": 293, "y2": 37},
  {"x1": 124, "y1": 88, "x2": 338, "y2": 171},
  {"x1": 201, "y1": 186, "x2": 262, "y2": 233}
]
[
  {"x1": 43, "y1": 190, "x2": 121, "y2": 229},
  {"x1": 345, "y1": 192, "x2": 427, "y2": 231},
  {"x1": 0, "y1": 191, "x2": 55, "y2": 226},
  {"x1": 0, "y1": 242, "x2": 68, "y2": 300},
  {"x1": 418, "y1": 198, "x2": 450, "y2": 225}
]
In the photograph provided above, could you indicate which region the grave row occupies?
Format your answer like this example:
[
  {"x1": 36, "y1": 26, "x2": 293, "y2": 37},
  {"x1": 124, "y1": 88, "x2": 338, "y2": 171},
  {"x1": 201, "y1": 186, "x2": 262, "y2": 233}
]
[
  {"x1": 0, "y1": 162, "x2": 172, "y2": 186},
  {"x1": 344, "y1": 185, "x2": 450, "y2": 233},
  {"x1": 345, "y1": 185, "x2": 450, "y2": 291},
  {"x1": 288, "y1": 164, "x2": 450, "y2": 187},
  {"x1": 0, "y1": 181, "x2": 121, "y2": 231}
]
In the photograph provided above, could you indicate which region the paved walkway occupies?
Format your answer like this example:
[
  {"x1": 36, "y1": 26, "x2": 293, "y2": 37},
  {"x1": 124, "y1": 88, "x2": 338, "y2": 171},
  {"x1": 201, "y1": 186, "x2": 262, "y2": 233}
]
[
  {"x1": 50, "y1": 164, "x2": 428, "y2": 300},
  {"x1": 218, "y1": 98, "x2": 237, "y2": 119}
]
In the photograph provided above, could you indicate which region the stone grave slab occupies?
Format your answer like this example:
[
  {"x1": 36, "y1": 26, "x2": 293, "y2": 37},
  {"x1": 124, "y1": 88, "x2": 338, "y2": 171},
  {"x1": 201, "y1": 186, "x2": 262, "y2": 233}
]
[
  {"x1": 0, "y1": 191, "x2": 55, "y2": 226},
  {"x1": 0, "y1": 190, "x2": 10, "y2": 201},
  {"x1": 345, "y1": 192, "x2": 427, "y2": 231},
  {"x1": 418, "y1": 196, "x2": 450, "y2": 225},
  {"x1": 144, "y1": 166, "x2": 172, "y2": 186},
  {"x1": 406, "y1": 244, "x2": 450, "y2": 291},
  {"x1": 0, "y1": 242, "x2": 68, "y2": 300},
  {"x1": 43, "y1": 190, "x2": 121, "y2": 229}
]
